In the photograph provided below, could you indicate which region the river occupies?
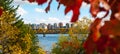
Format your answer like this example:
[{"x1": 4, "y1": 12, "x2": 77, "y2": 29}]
[{"x1": 37, "y1": 34, "x2": 68, "y2": 51}]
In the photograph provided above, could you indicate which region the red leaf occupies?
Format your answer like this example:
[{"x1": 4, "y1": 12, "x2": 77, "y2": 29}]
[
  {"x1": 100, "y1": 0, "x2": 110, "y2": 10},
  {"x1": 83, "y1": 0, "x2": 90, "y2": 4},
  {"x1": 118, "y1": 3, "x2": 120, "y2": 11},
  {"x1": 28, "y1": 0, "x2": 35, "y2": 3},
  {"x1": 90, "y1": 0, "x2": 110, "y2": 18},
  {"x1": 71, "y1": 6, "x2": 80, "y2": 22},
  {"x1": 71, "y1": 0, "x2": 82, "y2": 22},
  {"x1": 57, "y1": 0, "x2": 76, "y2": 6},
  {"x1": 57, "y1": 3, "x2": 61, "y2": 10},
  {"x1": 109, "y1": 36, "x2": 120, "y2": 54},
  {"x1": 64, "y1": 7, "x2": 71, "y2": 15},
  {"x1": 100, "y1": 19, "x2": 120, "y2": 36},
  {"x1": 109, "y1": 37, "x2": 119, "y2": 48},
  {"x1": 90, "y1": 18, "x2": 102, "y2": 42},
  {"x1": 97, "y1": 18, "x2": 120, "y2": 53},
  {"x1": 96, "y1": 35, "x2": 120, "y2": 54},
  {"x1": 45, "y1": 6, "x2": 50, "y2": 13},
  {"x1": 83, "y1": 18, "x2": 102, "y2": 54},
  {"x1": 57, "y1": 0, "x2": 82, "y2": 22},
  {"x1": 90, "y1": 0, "x2": 100, "y2": 17},
  {"x1": 110, "y1": 36, "x2": 120, "y2": 54},
  {"x1": 96, "y1": 35, "x2": 110, "y2": 53},
  {"x1": 83, "y1": 36, "x2": 96, "y2": 54},
  {"x1": 0, "y1": 8, "x2": 3, "y2": 16},
  {"x1": 36, "y1": 0, "x2": 47, "y2": 5},
  {"x1": 45, "y1": 0, "x2": 52, "y2": 13}
]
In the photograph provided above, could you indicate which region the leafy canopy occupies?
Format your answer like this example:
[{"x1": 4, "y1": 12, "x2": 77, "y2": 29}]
[
  {"x1": 0, "y1": 0, "x2": 119, "y2": 54},
  {"x1": 0, "y1": 0, "x2": 45, "y2": 54},
  {"x1": 26, "y1": 0, "x2": 120, "y2": 54}
]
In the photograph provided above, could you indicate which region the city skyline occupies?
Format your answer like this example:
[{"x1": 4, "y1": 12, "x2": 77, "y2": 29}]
[{"x1": 29, "y1": 22, "x2": 72, "y2": 30}]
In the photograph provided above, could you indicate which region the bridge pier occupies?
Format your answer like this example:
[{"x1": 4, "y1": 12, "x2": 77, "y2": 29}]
[{"x1": 43, "y1": 33, "x2": 45, "y2": 37}]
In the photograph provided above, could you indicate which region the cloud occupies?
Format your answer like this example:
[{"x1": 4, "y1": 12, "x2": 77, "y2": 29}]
[
  {"x1": 36, "y1": 17, "x2": 60, "y2": 24},
  {"x1": 47, "y1": 17, "x2": 70, "y2": 24},
  {"x1": 32, "y1": 17, "x2": 70, "y2": 25},
  {"x1": 35, "y1": 8, "x2": 45, "y2": 13},
  {"x1": 24, "y1": 20, "x2": 32, "y2": 24},
  {"x1": 81, "y1": 2, "x2": 90, "y2": 8},
  {"x1": 48, "y1": 17, "x2": 59, "y2": 22},
  {"x1": 17, "y1": 7, "x2": 28, "y2": 15},
  {"x1": 65, "y1": 15, "x2": 71, "y2": 19},
  {"x1": 13, "y1": 0, "x2": 37, "y2": 5}
]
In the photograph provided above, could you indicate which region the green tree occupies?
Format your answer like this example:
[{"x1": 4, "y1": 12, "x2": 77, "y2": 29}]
[
  {"x1": 72, "y1": 17, "x2": 92, "y2": 34},
  {"x1": 0, "y1": 0, "x2": 45, "y2": 54}
]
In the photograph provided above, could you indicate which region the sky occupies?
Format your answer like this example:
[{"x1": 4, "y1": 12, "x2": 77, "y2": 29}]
[{"x1": 12, "y1": 0, "x2": 110, "y2": 25}]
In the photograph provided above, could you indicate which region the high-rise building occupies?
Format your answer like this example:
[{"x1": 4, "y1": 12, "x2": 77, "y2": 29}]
[
  {"x1": 40, "y1": 23, "x2": 46, "y2": 29},
  {"x1": 51, "y1": 25, "x2": 54, "y2": 30},
  {"x1": 47, "y1": 23, "x2": 52, "y2": 30},
  {"x1": 66, "y1": 23, "x2": 69, "y2": 29},
  {"x1": 36, "y1": 24, "x2": 40, "y2": 29},
  {"x1": 42, "y1": 23, "x2": 46, "y2": 29},
  {"x1": 59, "y1": 22, "x2": 63, "y2": 28},
  {"x1": 54, "y1": 23, "x2": 57, "y2": 29}
]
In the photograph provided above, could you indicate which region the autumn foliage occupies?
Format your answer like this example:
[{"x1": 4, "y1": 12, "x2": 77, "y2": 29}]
[
  {"x1": 0, "y1": 0, "x2": 45, "y2": 54},
  {"x1": 26, "y1": 0, "x2": 120, "y2": 54},
  {"x1": 0, "y1": 8, "x2": 3, "y2": 16},
  {"x1": 52, "y1": 17, "x2": 91, "y2": 54},
  {"x1": 0, "y1": 0, "x2": 119, "y2": 54}
]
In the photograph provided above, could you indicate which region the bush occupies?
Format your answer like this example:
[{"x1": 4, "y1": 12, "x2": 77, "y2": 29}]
[{"x1": 52, "y1": 17, "x2": 91, "y2": 54}]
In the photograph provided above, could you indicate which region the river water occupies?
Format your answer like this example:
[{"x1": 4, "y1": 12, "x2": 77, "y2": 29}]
[{"x1": 37, "y1": 34, "x2": 68, "y2": 51}]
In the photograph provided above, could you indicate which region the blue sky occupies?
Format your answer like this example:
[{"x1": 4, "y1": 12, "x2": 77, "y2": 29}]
[{"x1": 12, "y1": 0, "x2": 92, "y2": 24}]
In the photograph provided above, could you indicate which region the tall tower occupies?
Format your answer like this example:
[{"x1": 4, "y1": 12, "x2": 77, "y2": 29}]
[
  {"x1": 47, "y1": 23, "x2": 52, "y2": 30},
  {"x1": 59, "y1": 22, "x2": 63, "y2": 28},
  {"x1": 54, "y1": 23, "x2": 57, "y2": 29},
  {"x1": 66, "y1": 23, "x2": 69, "y2": 29}
]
